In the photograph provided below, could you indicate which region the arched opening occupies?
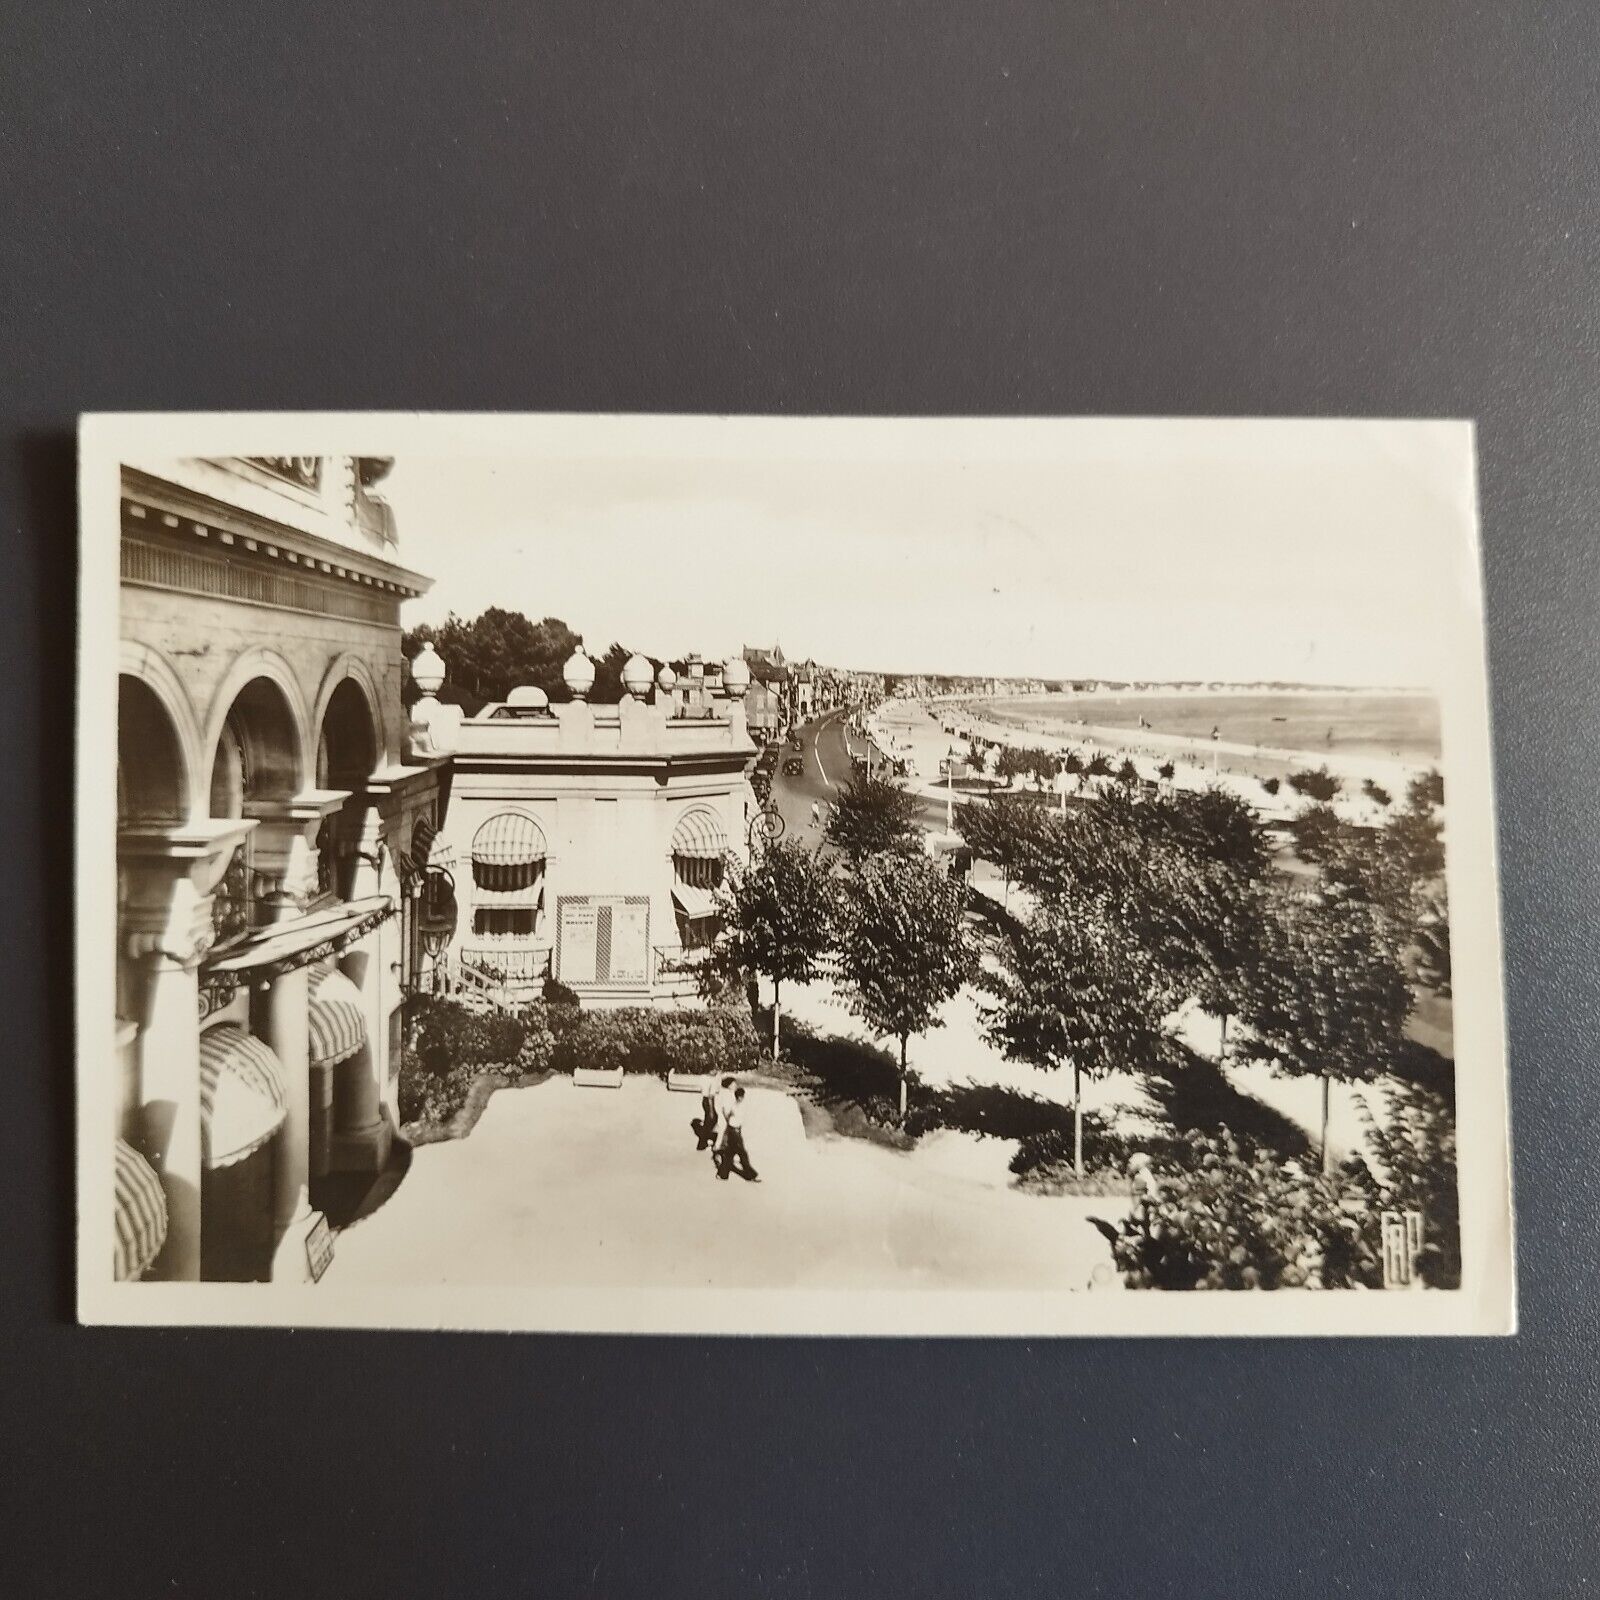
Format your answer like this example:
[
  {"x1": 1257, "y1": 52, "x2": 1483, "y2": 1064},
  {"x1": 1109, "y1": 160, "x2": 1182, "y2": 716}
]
[
  {"x1": 117, "y1": 674, "x2": 190, "y2": 1021},
  {"x1": 118, "y1": 675, "x2": 187, "y2": 825},
  {"x1": 209, "y1": 677, "x2": 302, "y2": 818},
  {"x1": 208, "y1": 676, "x2": 302, "y2": 937},
  {"x1": 316, "y1": 678, "x2": 379, "y2": 791},
  {"x1": 315, "y1": 678, "x2": 380, "y2": 901}
]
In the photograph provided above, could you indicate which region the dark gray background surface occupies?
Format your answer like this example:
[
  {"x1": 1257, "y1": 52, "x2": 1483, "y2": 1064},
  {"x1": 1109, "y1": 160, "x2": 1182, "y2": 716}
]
[{"x1": 2, "y1": 3, "x2": 1596, "y2": 1595}]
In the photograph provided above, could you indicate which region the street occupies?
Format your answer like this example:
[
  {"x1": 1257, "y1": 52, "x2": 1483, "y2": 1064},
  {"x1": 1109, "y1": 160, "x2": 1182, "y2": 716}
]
[{"x1": 767, "y1": 707, "x2": 954, "y2": 846}]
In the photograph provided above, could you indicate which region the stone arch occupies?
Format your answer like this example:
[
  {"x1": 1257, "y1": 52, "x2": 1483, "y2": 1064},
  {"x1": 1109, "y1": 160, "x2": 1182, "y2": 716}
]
[
  {"x1": 316, "y1": 679, "x2": 380, "y2": 791},
  {"x1": 311, "y1": 653, "x2": 388, "y2": 780},
  {"x1": 202, "y1": 649, "x2": 311, "y2": 813},
  {"x1": 118, "y1": 641, "x2": 205, "y2": 822}
]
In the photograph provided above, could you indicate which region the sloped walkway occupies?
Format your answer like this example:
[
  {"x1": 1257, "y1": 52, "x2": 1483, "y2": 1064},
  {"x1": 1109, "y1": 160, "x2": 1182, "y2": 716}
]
[{"x1": 331, "y1": 1077, "x2": 1123, "y2": 1293}]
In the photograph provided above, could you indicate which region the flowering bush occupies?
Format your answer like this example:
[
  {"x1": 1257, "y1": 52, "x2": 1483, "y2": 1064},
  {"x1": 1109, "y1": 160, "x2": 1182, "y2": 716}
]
[{"x1": 1110, "y1": 1130, "x2": 1383, "y2": 1289}]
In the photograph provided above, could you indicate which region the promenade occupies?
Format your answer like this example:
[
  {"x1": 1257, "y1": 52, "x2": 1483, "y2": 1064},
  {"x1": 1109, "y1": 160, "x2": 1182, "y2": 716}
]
[{"x1": 332, "y1": 1076, "x2": 1124, "y2": 1292}]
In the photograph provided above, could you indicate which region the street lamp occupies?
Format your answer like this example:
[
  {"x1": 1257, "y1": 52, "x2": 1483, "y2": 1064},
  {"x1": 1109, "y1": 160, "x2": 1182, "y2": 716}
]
[{"x1": 946, "y1": 742, "x2": 963, "y2": 834}]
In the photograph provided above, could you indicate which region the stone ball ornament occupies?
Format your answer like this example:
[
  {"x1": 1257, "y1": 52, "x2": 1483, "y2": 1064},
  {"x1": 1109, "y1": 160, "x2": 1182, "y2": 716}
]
[
  {"x1": 656, "y1": 663, "x2": 677, "y2": 692},
  {"x1": 410, "y1": 642, "x2": 446, "y2": 696},
  {"x1": 562, "y1": 647, "x2": 596, "y2": 700},
  {"x1": 722, "y1": 657, "x2": 751, "y2": 699},
  {"x1": 623, "y1": 653, "x2": 654, "y2": 698}
]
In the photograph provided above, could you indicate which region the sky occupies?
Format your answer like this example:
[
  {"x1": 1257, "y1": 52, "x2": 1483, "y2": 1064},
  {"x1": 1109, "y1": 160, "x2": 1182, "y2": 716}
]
[{"x1": 381, "y1": 419, "x2": 1479, "y2": 688}]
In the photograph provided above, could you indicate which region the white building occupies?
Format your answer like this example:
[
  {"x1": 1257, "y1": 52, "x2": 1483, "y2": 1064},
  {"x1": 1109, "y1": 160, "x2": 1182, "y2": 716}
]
[{"x1": 413, "y1": 649, "x2": 759, "y2": 1007}]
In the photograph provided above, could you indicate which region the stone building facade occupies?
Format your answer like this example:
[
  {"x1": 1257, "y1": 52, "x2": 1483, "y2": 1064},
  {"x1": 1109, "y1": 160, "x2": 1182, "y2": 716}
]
[{"x1": 114, "y1": 456, "x2": 446, "y2": 1283}]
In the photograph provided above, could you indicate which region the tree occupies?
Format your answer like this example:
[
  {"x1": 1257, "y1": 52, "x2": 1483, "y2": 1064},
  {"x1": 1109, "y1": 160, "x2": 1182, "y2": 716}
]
[
  {"x1": 825, "y1": 772, "x2": 924, "y2": 863},
  {"x1": 404, "y1": 609, "x2": 581, "y2": 711},
  {"x1": 981, "y1": 894, "x2": 1167, "y2": 1174},
  {"x1": 1154, "y1": 789, "x2": 1272, "y2": 1063},
  {"x1": 707, "y1": 841, "x2": 837, "y2": 1059},
  {"x1": 954, "y1": 791, "x2": 1052, "y2": 908},
  {"x1": 1413, "y1": 886, "x2": 1452, "y2": 996},
  {"x1": 1290, "y1": 802, "x2": 1344, "y2": 864},
  {"x1": 835, "y1": 852, "x2": 973, "y2": 1118},
  {"x1": 1388, "y1": 773, "x2": 1446, "y2": 880},
  {"x1": 1238, "y1": 892, "x2": 1412, "y2": 1171},
  {"x1": 1116, "y1": 757, "x2": 1140, "y2": 788},
  {"x1": 1084, "y1": 752, "x2": 1112, "y2": 784},
  {"x1": 1287, "y1": 766, "x2": 1341, "y2": 802},
  {"x1": 1158, "y1": 760, "x2": 1176, "y2": 782}
]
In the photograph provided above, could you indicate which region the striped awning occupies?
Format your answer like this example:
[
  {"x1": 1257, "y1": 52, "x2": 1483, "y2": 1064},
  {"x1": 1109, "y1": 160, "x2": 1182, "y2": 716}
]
[
  {"x1": 671, "y1": 808, "x2": 727, "y2": 860},
  {"x1": 199, "y1": 1025, "x2": 288, "y2": 1168},
  {"x1": 114, "y1": 1138, "x2": 167, "y2": 1282},
  {"x1": 672, "y1": 882, "x2": 720, "y2": 921},
  {"x1": 472, "y1": 813, "x2": 547, "y2": 892},
  {"x1": 471, "y1": 812, "x2": 547, "y2": 865},
  {"x1": 309, "y1": 968, "x2": 366, "y2": 1069},
  {"x1": 474, "y1": 880, "x2": 545, "y2": 909}
]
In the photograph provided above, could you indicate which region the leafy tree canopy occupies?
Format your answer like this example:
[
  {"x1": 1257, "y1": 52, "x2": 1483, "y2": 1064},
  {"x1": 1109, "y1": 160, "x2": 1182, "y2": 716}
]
[
  {"x1": 709, "y1": 841, "x2": 837, "y2": 993},
  {"x1": 835, "y1": 852, "x2": 972, "y2": 1059},
  {"x1": 981, "y1": 894, "x2": 1167, "y2": 1081},
  {"x1": 403, "y1": 611, "x2": 660, "y2": 712},
  {"x1": 825, "y1": 773, "x2": 924, "y2": 862},
  {"x1": 1238, "y1": 891, "x2": 1411, "y2": 1090}
]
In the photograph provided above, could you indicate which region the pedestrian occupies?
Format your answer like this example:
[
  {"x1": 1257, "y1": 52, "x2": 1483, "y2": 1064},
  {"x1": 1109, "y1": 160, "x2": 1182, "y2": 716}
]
[
  {"x1": 810, "y1": 799, "x2": 820, "y2": 829},
  {"x1": 715, "y1": 1087, "x2": 761, "y2": 1182},
  {"x1": 697, "y1": 1072, "x2": 735, "y2": 1152}
]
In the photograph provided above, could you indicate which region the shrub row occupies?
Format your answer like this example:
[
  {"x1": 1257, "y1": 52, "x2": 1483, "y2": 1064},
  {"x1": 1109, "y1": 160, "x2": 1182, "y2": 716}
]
[{"x1": 399, "y1": 995, "x2": 765, "y2": 1132}]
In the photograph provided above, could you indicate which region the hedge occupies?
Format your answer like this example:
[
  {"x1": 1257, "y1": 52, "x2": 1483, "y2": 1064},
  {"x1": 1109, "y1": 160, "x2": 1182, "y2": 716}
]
[{"x1": 398, "y1": 995, "x2": 764, "y2": 1135}]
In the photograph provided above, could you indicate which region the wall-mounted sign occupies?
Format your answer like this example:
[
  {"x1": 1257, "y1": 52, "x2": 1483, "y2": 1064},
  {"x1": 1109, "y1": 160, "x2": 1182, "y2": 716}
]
[
  {"x1": 305, "y1": 1213, "x2": 335, "y2": 1283},
  {"x1": 555, "y1": 896, "x2": 650, "y2": 988}
]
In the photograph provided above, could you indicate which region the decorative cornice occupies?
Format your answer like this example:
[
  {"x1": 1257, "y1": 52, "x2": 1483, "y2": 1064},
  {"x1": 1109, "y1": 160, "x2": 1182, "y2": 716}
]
[{"x1": 120, "y1": 467, "x2": 432, "y2": 599}]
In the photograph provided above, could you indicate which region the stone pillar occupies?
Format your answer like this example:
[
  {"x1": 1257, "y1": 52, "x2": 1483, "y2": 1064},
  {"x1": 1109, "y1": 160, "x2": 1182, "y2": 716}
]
[
  {"x1": 135, "y1": 951, "x2": 205, "y2": 1281},
  {"x1": 244, "y1": 791, "x2": 346, "y2": 1281},
  {"x1": 331, "y1": 804, "x2": 392, "y2": 1171},
  {"x1": 252, "y1": 965, "x2": 316, "y2": 1280},
  {"x1": 119, "y1": 818, "x2": 256, "y2": 1282}
]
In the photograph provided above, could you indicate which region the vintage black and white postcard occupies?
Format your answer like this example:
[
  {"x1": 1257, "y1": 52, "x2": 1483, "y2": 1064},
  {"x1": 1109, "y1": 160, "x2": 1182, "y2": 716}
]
[{"x1": 78, "y1": 413, "x2": 1513, "y2": 1333}]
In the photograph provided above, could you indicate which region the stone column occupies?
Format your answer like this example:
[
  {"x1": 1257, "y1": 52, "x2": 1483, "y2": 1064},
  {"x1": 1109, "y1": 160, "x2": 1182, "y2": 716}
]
[
  {"x1": 331, "y1": 803, "x2": 392, "y2": 1171},
  {"x1": 252, "y1": 964, "x2": 314, "y2": 1280},
  {"x1": 245, "y1": 791, "x2": 346, "y2": 1282},
  {"x1": 135, "y1": 950, "x2": 205, "y2": 1281},
  {"x1": 119, "y1": 819, "x2": 255, "y2": 1282}
]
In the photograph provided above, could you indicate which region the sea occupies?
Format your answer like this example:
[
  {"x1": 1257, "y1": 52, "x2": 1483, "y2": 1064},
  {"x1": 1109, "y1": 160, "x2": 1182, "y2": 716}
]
[{"x1": 982, "y1": 691, "x2": 1441, "y2": 763}]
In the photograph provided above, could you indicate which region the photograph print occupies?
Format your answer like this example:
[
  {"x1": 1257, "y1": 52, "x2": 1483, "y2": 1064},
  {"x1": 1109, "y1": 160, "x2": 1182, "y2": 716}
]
[{"x1": 80, "y1": 413, "x2": 1513, "y2": 1334}]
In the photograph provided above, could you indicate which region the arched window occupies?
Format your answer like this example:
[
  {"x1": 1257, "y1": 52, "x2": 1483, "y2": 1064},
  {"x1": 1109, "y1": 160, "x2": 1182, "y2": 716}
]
[
  {"x1": 670, "y1": 807, "x2": 727, "y2": 891},
  {"x1": 469, "y1": 812, "x2": 547, "y2": 942},
  {"x1": 670, "y1": 808, "x2": 727, "y2": 949}
]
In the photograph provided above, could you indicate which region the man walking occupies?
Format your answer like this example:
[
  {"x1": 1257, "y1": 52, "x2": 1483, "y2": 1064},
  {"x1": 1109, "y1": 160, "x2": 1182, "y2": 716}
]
[
  {"x1": 697, "y1": 1073, "x2": 735, "y2": 1152},
  {"x1": 714, "y1": 1086, "x2": 760, "y2": 1182}
]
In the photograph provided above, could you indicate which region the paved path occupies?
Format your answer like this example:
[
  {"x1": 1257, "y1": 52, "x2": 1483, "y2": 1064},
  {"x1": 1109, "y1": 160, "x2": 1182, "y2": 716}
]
[{"x1": 332, "y1": 1077, "x2": 1123, "y2": 1292}]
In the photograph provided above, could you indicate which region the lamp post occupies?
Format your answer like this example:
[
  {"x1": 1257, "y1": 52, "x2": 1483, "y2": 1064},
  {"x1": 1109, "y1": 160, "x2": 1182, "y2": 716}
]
[{"x1": 946, "y1": 742, "x2": 962, "y2": 834}]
